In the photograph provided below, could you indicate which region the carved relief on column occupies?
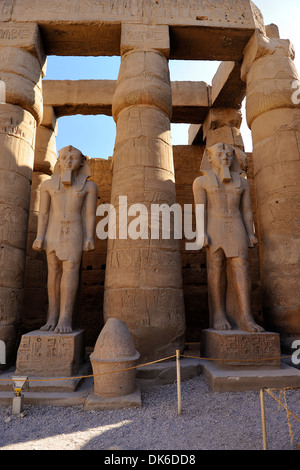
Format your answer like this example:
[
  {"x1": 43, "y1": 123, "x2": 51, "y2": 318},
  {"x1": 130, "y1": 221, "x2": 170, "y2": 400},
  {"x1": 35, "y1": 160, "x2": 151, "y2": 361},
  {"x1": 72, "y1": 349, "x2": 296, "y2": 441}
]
[
  {"x1": 0, "y1": 22, "x2": 45, "y2": 367},
  {"x1": 241, "y1": 28, "x2": 300, "y2": 350},
  {"x1": 104, "y1": 24, "x2": 185, "y2": 362}
]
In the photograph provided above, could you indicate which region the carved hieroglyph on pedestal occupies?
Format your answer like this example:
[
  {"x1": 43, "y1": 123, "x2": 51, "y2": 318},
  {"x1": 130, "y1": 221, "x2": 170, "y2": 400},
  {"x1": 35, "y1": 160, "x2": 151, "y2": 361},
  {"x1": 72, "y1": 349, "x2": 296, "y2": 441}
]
[
  {"x1": 201, "y1": 330, "x2": 280, "y2": 368},
  {"x1": 32, "y1": 146, "x2": 98, "y2": 334},
  {"x1": 16, "y1": 329, "x2": 85, "y2": 377}
]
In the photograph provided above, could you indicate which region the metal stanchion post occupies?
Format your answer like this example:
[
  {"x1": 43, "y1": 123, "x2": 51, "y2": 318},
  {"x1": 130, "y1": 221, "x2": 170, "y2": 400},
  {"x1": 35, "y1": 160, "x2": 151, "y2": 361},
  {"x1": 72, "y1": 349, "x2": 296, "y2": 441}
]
[
  {"x1": 260, "y1": 388, "x2": 267, "y2": 450},
  {"x1": 176, "y1": 350, "x2": 182, "y2": 415}
]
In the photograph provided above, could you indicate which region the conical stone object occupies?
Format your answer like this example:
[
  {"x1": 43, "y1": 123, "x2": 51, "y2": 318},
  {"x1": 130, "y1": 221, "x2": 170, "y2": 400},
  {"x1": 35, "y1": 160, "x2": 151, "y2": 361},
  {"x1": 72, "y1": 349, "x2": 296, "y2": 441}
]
[{"x1": 90, "y1": 318, "x2": 140, "y2": 397}]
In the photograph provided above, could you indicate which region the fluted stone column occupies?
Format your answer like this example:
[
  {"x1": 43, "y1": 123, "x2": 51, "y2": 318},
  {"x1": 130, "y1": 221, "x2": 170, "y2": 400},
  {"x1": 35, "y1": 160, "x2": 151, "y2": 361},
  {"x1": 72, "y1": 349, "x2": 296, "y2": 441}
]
[
  {"x1": 242, "y1": 28, "x2": 300, "y2": 351},
  {"x1": 0, "y1": 23, "x2": 45, "y2": 366},
  {"x1": 103, "y1": 24, "x2": 185, "y2": 362},
  {"x1": 23, "y1": 106, "x2": 58, "y2": 332}
]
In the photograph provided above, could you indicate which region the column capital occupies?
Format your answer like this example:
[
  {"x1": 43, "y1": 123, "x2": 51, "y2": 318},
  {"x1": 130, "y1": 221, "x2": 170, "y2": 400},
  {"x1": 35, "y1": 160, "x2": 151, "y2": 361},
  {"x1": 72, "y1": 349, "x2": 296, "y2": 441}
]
[
  {"x1": 241, "y1": 30, "x2": 274, "y2": 82},
  {"x1": 0, "y1": 22, "x2": 46, "y2": 69},
  {"x1": 120, "y1": 23, "x2": 170, "y2": 57},
  {"x1": 241, "y1": 29, "x2": 295, "y2": 82}
]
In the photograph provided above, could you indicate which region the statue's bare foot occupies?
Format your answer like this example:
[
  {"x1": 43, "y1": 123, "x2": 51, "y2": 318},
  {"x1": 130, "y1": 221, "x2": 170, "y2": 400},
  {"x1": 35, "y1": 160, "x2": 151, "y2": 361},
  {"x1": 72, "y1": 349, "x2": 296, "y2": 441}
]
[
  {"x1": 213, "y1": 313, "x2": 232, "y2": 331},
  {"x1": 54, "y1": 319, "x2": 72, "y2": 334},
  {"x1": 40, "y1": 316, "x2": 58, "y2": 332},
  {"x1": 237, "y1": 316, "x2": 264, "y2": 333}
]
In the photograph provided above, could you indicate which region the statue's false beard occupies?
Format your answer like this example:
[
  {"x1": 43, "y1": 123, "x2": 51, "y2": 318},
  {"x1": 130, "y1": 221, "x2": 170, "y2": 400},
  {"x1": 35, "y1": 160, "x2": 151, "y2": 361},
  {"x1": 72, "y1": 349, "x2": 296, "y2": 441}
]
[
  {"x1": 61, "y1": 169, "x2": 73, "y2": 185},
  {"x1": 220, "y1": 165, "x2": 231, "y2": 183}
]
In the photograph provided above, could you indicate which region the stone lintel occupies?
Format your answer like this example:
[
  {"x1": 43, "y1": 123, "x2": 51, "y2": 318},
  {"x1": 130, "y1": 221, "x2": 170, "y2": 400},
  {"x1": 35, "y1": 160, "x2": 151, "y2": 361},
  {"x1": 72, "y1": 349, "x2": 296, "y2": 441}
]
[
  {"x1": 8, "y1": 0, "x2": 259, "y2": 60},
  {"x1": 171, "y1": 81, "x2": 210, "y2": 124},
  {"x1": 121, "y1": 23, "x2": 170, "y2": 57},
  {"x1": 201, "y1": 329, "x2": 281, "y2": 368},
  {"x1": 11, "y1": 0, "x2": 258, "y2": 31},
  {"x1": 42, "y1": 79, "x2": 116, "y2": 118},
  {"x1": 0, "y1": 22, "x2": 46, "y2": 70},
  {"x1": 42, "y1": 79, "x2": 212, "y2": 124},
  {"x1": 211, "y1": 61, "x2": 246, "y2": 109}
]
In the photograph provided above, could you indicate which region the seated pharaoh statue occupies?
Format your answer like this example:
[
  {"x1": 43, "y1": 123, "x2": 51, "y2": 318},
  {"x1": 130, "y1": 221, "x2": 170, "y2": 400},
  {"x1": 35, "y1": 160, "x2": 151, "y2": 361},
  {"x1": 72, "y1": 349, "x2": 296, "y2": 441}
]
[
  {"x1": 32, "y1": 145, "x2": 98, "y2": 334},
  {"x1": 193, "y1": 142, "x2": 264, "y2": 333}
]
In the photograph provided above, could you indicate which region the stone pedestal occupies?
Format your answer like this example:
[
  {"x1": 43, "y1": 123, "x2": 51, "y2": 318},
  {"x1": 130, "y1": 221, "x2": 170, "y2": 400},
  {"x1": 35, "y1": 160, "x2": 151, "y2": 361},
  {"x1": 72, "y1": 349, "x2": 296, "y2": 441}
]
[
  {"x1": 201, "y1": 328, "x2": 281, "y2": 368},
  {"x1": 15, "y1": 329, "x2": 85, "y2": 377}
]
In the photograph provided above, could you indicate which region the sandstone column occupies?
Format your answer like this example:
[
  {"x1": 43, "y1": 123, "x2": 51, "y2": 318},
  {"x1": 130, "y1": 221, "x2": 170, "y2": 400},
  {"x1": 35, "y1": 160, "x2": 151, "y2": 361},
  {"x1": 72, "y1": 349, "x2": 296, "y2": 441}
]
[
  {"x1": 103, "y1": 24, "x2": 185, "y2": 362},
  {"x1": 0, "y1": 23, "x2": 45, "y2": 367},
  {"x1": 241, "y1": 27, "x2": 300, "y2": 351},
  {"x1": 23, "y1": 106, "x2": 58, "y2": 332}
]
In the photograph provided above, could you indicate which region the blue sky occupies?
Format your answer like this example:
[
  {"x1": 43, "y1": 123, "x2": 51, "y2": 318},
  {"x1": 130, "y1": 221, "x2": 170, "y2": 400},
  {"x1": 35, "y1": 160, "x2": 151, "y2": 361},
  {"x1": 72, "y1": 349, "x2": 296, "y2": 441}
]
[{"x1": 44, "y1": 0, "x2": 300, "y2": 159}]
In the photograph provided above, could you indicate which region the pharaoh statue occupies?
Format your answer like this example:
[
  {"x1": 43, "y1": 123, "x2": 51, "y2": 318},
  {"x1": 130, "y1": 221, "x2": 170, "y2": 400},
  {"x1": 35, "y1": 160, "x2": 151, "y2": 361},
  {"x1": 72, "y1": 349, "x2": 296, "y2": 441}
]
[
  {"x1": 193, "y1": 142, "x2": 264, "y2": 333},
  {"x1": 32, "y1": 145, "x2": 98, "y2": 334}
]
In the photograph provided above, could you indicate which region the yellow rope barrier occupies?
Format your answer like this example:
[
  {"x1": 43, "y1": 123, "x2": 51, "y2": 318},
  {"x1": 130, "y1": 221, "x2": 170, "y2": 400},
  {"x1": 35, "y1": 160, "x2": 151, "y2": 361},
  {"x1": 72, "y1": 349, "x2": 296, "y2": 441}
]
[
  {"x1": 0, "y1": 354, "x2": 177, "y2": 383},
  {"x1": 181, "y1": 353, "x2": 294, "y2": 363},
  {"x1": 0, "y1": 352, "x2": 298, "y2": 383},
  {"x1": 260, "y1": 386, "x2": 300, "y2": 448},
  {"x1": 264, "y1": 388, "x2": 300, "y2": 425}
]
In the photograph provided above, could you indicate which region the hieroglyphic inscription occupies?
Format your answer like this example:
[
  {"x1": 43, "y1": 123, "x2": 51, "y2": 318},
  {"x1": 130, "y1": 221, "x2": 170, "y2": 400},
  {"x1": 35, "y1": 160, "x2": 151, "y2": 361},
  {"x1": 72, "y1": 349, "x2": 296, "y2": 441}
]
[
  {"x1": 0, "y1": 27, "x2": 32, "y2": 42},
  {"x1": 105, "y1": 287, "x2": 185, "y2": 328},
  {"x1": 217, "y1": 332, "x2": 281, "y2": 366},
  {"x1": 268, "y1": 188, "x2": 300, "y2": 235},
  {"x1": 0, "y1": 288, "x2": 21, "y2": 325},
  {"x1": 202, "y1": 330, "x2": 281, "y2": 367},
  {"x1": 221, "y1": 334, "x2": 279, "y2": 359},
  {"x1": 16, "y1": 331, "x2": 84, "y2": 376},
  {"x1": 12, "y1": 0, "x2": 254, "y2": 26}
]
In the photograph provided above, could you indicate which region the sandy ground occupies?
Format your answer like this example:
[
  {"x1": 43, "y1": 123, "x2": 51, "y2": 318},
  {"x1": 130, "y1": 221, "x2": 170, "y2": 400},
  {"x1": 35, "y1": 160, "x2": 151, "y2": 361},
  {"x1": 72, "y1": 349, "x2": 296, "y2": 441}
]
[{"x1": 0, "y1": 374, "x2": 299, "y2": 452}]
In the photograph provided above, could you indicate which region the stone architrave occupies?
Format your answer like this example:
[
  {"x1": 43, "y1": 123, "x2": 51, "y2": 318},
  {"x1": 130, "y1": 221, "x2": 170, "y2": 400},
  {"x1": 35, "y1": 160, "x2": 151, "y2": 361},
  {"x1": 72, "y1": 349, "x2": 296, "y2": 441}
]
[
  {"x1": 32, "y1": 146, "x2": 98, "y2": 334},
  {"x1": 0, "y1": 23, "x2": 45, "y2": 368},
  {"x1": 103, "y1": 24, "x2": 186, "y2": 362},
  {"x1": 241, "y1": 29, "x2": 300, "y2": 351}
]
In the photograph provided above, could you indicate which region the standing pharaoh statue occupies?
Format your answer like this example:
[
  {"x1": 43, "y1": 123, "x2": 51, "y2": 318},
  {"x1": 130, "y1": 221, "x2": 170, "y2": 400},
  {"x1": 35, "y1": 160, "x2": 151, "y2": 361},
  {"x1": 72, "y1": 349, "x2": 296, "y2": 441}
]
[
  {"x1": 193, "y1": 142, "x2": 264, "y2": 333},
  {"x1": 32, "y1": 145, "x2": 98, "y2": 334}
]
